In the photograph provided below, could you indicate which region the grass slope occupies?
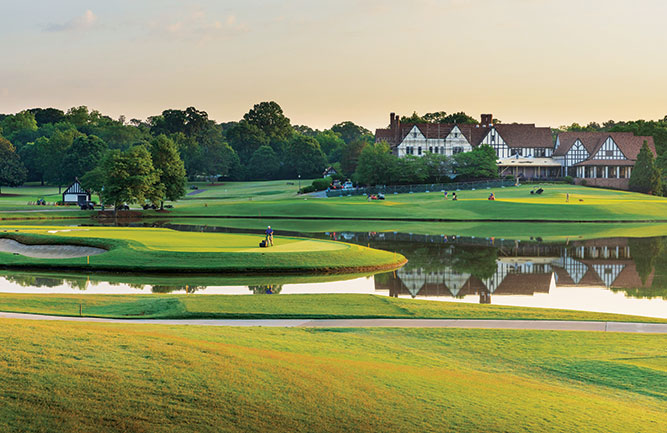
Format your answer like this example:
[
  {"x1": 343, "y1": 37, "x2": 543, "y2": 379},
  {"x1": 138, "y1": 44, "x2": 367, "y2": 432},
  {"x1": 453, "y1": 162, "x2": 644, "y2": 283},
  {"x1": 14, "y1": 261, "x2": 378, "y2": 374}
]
[
  {"x1": 0, "y1": 293, "x2": 664, "y2": 323},
  {"x1": 0, "y1": 226, "x2": 405, "y2": 273},
  {"x1": 0, "y1": 320, "x2": 664, "y2": 432}
]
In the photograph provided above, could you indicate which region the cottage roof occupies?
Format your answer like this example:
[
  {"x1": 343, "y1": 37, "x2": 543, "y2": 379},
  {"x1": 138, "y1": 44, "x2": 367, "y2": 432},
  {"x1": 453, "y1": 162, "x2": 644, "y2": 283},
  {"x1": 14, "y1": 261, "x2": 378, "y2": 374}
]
[{"x1": 555, "y1": 132, "x2": 656, "y2": 160}]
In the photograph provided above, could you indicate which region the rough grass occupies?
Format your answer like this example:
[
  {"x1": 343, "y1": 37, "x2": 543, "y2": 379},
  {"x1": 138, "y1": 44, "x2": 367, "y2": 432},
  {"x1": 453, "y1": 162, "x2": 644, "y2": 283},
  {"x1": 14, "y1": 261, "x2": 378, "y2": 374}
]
[
  {"x1": 0, "y1": 321, "x2": 664, "y2": 433},
  {"x1": 0, "y1": 293, "x2": 665, "y2": 323},
  {"x1": 0, "y1": 227, "x2": 405, "y2": 273}
]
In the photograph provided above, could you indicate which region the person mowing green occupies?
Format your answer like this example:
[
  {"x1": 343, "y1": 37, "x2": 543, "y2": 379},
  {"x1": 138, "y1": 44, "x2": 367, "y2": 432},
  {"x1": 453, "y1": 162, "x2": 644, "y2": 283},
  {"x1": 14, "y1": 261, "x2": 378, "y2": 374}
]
[{"x1": 265, "y1": 226, "x2": 274, "y2": 247}]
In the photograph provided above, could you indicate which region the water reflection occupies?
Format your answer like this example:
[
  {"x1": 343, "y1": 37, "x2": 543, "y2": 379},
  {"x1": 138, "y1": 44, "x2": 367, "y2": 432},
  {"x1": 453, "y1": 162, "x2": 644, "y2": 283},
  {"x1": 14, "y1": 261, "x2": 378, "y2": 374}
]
[
  {"x1": 0, "y1": 228, "x2": 664, "y2": 317},
  {"x1": 351, "y1": 234, "x2": 665, "y2": 302}
]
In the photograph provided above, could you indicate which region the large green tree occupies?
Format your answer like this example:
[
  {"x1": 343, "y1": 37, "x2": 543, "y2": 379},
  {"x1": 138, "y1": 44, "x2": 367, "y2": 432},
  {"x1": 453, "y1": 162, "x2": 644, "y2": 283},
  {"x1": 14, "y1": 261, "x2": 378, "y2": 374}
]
[
  {"x1": 247, "y1": 145, "x2": 280, "y2": 180},
  {"x1": 315, "y1": 130, "x2": 345, "y2": 162},
  {"x1": 353, "y1": 142, "x2": 398, "y2": 185},
  {"x1": 331, "y1": 121, "x2": 371, "y2": 144},
  {"x1": 243, "y1": 101, "x2": 292, "y2": 142},
  {"x1": 150, "y1": 135, "x2": 186, "y2": 209},
  {"x1": 86, "y1": 146, "x2": 159, "y2": 215},
  {"x1": 340, "y1": 139, "x2": 369, "y2": 176},
  {"x1": 0, "y1": 137, "x2": 27, "y2": 194},
  {"x1": 225, "y1": 120, "x2": 269, "y2": 164},
  {"x1": 454, "y1": 145, "x2": 498, "y2": 179},
  {"x1": 282, "y1": 134, "x2": 326, "y2": 178},
  {"x1": 629, "y1": 141, "x2": 662, "y2": 195},
  {"x1": 61, "y1": 135, "x2": 108, "y2": 180}
]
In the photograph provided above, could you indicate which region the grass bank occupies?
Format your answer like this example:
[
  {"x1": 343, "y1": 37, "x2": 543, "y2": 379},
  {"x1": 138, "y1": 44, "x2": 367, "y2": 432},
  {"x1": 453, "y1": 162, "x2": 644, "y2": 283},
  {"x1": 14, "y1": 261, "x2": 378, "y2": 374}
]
[
  {"x1": 0, "y1": 320, "x2": 664, "y2": 432},
  {"x1": 3, "y1": 182, "x2": 667, "y2": 223},
  {"x1": 152, "y1": 183, "x2": 667, "y2": 222},
  {"x1": 0, "y1": 226, "x2": 405, "y2": 274},
  {"x1": 0, "y1": 293, "x2": 664, "y2": 323}
]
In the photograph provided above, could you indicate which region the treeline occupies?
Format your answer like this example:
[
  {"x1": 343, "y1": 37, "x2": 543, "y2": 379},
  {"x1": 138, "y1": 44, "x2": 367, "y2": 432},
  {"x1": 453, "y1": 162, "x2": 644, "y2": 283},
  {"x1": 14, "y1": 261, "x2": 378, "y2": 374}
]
[{"x1": 0, "y1": 102, "x2": 375, "y2": 203}]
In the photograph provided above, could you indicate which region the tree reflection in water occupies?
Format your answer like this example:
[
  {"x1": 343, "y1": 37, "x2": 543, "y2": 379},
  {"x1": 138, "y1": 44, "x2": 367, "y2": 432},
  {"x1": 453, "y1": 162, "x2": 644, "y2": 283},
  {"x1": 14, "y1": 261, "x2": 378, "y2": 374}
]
[{"x1": 248, "y1": 284, "x2": 283, "y2": 295}]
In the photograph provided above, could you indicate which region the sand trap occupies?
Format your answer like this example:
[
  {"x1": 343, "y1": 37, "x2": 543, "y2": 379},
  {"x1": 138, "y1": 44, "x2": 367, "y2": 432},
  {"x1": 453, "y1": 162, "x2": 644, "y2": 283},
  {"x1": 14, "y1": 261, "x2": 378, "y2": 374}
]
[{"x1": 0, "y1": 238, "x2": 106, "y2": 259}]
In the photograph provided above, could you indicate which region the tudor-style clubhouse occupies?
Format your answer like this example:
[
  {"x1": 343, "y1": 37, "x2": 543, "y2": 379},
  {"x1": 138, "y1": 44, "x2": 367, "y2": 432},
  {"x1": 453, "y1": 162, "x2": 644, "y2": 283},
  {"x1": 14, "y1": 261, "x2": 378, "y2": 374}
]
[{"x1": 376, "y1": 113, "x2": 657, "y2": 190}]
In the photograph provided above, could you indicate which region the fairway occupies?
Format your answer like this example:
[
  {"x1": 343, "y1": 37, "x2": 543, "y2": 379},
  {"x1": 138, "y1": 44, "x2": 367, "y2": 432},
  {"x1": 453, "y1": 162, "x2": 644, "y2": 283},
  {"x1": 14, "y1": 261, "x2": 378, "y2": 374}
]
[
  {"x1": 0, "y1": 320, "x2": 664, "y2": 433},
  {"x1": 0, "y1": 226, "x2": 405, "y2": 273}
]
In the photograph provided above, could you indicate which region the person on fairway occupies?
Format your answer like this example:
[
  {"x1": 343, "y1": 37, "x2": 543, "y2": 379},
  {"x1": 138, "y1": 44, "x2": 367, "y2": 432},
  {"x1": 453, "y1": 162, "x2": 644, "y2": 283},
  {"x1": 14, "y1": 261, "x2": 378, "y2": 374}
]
[{"x1": 265, "y1": 226, "x2": 274, "y2": 246}]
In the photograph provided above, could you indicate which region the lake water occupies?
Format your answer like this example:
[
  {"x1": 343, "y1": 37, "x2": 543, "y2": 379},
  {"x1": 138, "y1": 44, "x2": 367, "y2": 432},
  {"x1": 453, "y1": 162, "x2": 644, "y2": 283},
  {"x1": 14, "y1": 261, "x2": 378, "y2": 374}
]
[{"x1": 1, "y1": 223, "x2": 665, "y2": 318}]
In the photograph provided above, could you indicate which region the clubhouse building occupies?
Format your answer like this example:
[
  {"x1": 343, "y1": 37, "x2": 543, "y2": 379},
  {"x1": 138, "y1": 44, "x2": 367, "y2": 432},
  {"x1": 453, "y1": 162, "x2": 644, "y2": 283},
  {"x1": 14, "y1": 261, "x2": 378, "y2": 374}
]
[{"x1": 375, "y1": 113, "x2": 657, "y2": 190}]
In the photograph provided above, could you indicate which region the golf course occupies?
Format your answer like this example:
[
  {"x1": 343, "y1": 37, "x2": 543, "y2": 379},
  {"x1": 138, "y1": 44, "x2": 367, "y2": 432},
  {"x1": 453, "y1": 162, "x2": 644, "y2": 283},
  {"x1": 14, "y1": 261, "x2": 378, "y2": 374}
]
[{"x1": 1, "y1": 180, "x2": 666, "y2": 433}]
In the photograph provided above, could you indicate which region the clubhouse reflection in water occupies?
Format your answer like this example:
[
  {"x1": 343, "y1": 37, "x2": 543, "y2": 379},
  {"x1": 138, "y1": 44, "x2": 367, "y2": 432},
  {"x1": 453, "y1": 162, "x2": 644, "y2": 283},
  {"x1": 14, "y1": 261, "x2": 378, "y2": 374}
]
[{"x1": 360, "y1": 233, "x2": 665, "y2": 303}]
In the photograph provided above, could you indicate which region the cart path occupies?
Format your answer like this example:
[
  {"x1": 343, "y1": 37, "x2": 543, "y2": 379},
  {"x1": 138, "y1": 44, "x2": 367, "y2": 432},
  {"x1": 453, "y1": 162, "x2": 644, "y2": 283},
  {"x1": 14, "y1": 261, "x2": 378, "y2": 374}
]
[{"x1": 0, "y1": 312, "x2": 665, "y2": 333}]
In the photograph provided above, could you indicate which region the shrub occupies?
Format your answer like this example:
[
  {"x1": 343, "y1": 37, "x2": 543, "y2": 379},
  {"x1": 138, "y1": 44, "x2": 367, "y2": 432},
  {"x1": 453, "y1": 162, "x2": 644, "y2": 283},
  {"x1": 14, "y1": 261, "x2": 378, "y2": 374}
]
[
  {"x1": 311, "y1": 176, "x2": 333, "y2": 191},
  {"x1": 298, "y1": 185, "x2": 317, "y2": 194},
  {"x1": 580, "y1": 179, "x2": 587, "y2": 186},
  {"x1": 563, "y1": 175, "x2": 574, "y2": 184}
]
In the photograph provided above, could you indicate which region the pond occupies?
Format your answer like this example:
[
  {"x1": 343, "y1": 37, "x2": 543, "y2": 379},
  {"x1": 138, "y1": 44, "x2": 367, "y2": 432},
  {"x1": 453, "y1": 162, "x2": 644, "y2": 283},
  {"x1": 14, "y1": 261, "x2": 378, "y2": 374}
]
[{"x1": 0, "y1": 221, "x2": 665, "y2": 318}]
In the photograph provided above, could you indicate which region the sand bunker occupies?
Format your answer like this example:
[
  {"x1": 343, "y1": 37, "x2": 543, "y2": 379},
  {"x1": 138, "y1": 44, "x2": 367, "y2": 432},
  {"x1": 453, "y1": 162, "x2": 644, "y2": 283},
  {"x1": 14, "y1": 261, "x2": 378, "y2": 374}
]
[{"x1": 0, "y1": 238, "x2": 106, "y2": 259}]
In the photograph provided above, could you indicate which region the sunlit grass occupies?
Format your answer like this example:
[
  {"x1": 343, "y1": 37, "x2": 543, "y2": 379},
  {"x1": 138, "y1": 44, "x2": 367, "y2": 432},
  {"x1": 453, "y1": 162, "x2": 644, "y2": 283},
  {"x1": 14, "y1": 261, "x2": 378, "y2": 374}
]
[
  {"x1": 0, "y1": 321, "x2": 664, "y2": 432},
  {"x1": 0, "y1": 293, "x2": 664, "y2": 323}
]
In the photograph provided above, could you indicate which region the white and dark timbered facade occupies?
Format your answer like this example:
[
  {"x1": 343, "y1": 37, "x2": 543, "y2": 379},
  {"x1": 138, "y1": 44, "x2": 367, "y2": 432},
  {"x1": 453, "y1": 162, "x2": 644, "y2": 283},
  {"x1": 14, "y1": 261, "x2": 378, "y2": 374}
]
[
  {"x1": 375, "y1": 112, "x2": 657, "y2": 190},
  {"x1": 62, "y1": 179, "x2": 91, "y2": 205}
]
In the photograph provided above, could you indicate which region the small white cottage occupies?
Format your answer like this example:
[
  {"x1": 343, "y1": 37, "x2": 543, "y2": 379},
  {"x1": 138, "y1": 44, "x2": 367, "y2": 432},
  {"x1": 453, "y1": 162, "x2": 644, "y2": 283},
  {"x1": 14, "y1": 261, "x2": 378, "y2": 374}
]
[{"x1": 62, "y1": 179, "x2": 91, "y2": 205}]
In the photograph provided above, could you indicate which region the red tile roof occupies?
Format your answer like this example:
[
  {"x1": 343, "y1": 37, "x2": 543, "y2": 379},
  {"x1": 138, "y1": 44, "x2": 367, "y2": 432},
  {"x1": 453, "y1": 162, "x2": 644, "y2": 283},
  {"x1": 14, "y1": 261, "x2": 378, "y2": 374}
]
[{"x1": 554, "y1": 132, "x2": 656, "y2": 160}]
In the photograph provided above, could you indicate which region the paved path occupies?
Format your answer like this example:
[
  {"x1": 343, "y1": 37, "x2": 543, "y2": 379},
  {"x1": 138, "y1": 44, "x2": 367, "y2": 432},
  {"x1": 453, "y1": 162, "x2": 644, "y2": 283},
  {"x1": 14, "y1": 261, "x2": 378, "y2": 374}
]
[{"x1": 1, "y1": 312, "x2": 665, "y2": 333}]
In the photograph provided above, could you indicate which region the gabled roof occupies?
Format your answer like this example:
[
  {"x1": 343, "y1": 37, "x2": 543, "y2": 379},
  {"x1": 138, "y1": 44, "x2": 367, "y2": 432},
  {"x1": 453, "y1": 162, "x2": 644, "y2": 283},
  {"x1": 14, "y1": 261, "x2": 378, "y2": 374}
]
[
  {"x1": 63, "y1": 179, "x2": 88, "y2": 195},
  {"x1": 554, "y1": 132, "x2": 656, "y2": 160},
  {"x1": 492, "y1": 124, "x2": 554, "y2": 148}
]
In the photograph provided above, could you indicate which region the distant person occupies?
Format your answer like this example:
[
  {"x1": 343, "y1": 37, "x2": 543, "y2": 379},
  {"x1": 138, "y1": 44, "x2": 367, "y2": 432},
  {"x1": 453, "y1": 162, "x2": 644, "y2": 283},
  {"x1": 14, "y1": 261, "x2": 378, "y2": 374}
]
[
  {"x1": 452, "y1": 192, "x2": 457, "y2": 201},
  {"x1": 566, "y1": 193, "x2": 569, "y2": 203},
  {"x1": 443, "y1": 191, "x2": 448, "y2": 199},
  {"x1": 265, "y1": 226, "x2": 274, "y2": 246},
  {"x1": 488, "y1": 192, "x2": 495, "y2": 200}
]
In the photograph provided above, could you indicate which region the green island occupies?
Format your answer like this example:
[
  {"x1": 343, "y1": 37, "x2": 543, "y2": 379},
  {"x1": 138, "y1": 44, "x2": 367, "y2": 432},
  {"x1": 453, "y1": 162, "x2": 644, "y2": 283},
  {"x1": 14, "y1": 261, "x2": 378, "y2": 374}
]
[
  {"x1": 0, "y1": 225, "x2": 405, "y2": 273},
  {"x1": 0, "y1": 320, "x2": 664, "y2": 432}
]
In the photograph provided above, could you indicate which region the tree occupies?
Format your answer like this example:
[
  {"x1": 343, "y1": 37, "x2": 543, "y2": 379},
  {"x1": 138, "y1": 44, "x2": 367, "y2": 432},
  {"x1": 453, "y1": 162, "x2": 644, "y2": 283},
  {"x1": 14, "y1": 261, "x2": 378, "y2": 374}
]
[
  {"x1": 150, "y1": 135, "x2": 186, "y2": 208},
  {"x1": 28, "y1": 108, "x2": 65, "y2": 126},
  {"x1": 315, "y1": 130, "x2": 345, "y2": 162},
  {"x1": 247, "y1": 145, "x2": 280, "y2": 180},
  {"x1": 0, "y1": 111, "x2": 39, "y2": 147},
  {"x1": 37, "y1": 129, "x2": 80, "y2": 187},
  {"x1": 353, "y1": 142, "x2": 398, "y2": 185},
  {"x1": 225, "y1": 120, "x2": 268, "y2": 164},
  {"x1": 282, "y1": 134, "x2": 327, "y2": 178},
  {"x1": 61, "y1": 135, "x2": 108, "y2": 180},
  {"x1": 0, "y1": 137, "x2": 27, "y2": 194},
  {"x1": 331, "y1": 121, "x2": 371, "y2": 144},
  {"x1": 243, "y1": 101, "x2": 292, "y2": 142},
  {"x1": 629, "y1": 141, "x2": 662, "y2": 195},
  {"x1": 90, "y1": 146, "x2": 159, "y2": 215},
  {"x1": 340, "y1": 138, "x2": 368, "y2": 175},
  {"x1": 420, "y1": 152, "x2": 454, "y2": 183},
  {"x1": 454, "y1": 145, "x2": 498, "y2": 179}
]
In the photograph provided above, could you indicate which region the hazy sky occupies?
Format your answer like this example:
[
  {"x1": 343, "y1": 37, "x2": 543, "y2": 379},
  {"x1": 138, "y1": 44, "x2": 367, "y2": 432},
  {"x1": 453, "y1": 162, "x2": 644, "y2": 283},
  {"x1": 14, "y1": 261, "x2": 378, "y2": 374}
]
[{"x1": 1, "y1": 0, "x2": 666, "y2": 130}]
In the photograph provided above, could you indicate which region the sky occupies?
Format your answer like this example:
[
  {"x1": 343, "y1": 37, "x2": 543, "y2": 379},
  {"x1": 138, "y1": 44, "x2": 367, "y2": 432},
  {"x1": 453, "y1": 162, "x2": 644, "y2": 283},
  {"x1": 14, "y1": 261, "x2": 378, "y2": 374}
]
[{"x1": 1, "y1": 0, "x2": 666, "y2": 130}]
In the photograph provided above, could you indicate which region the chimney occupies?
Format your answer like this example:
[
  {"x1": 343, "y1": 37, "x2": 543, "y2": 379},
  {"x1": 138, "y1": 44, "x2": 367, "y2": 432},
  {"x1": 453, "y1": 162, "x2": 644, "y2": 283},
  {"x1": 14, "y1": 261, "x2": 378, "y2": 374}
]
[
  {"x1": 481, "y1": 114, "x2": 493, "y2": 127},
  {"x1": 390, "y1": 112, "x2": 396, "y2": 129}
]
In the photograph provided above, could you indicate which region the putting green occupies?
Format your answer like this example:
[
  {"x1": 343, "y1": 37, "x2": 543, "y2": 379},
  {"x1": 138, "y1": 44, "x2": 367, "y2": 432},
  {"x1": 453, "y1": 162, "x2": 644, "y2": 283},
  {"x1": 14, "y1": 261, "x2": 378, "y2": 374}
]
[
  {"x1": 0, "y1": 226, "x2": 405, "y2": 273},
  {"x1": 8, "y1": 227, "x2": 346, "y2": 253}
]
